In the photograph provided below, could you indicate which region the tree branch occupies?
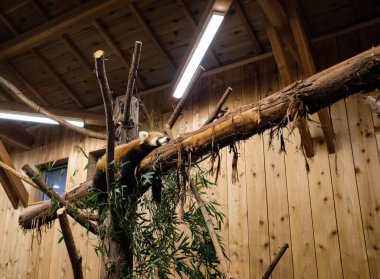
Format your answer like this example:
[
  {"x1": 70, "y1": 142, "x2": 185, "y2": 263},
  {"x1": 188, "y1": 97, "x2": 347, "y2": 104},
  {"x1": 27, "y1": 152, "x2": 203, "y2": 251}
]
[
  {"x1": 58, "y1": 211, "x2": 84, "y2": 279},
  {"x1": 123, "y1": 41, "x2": 142, "y2": 128},
  {"x1": 189, "y1": 179, "x2": 230, "y2": 277},
  {"x1": 165, "y1": 65, "x2": 204, "y2": 138},
  {"x1": 0, "y1": 161, "x2": 39, "y2": 190},
  {"x1": 203, "y1": 87, "x2": 233, "y2": 126},
  {"x1": 94, "y1": 50, "x2": 115, "y2": 193},
  {"x1": 262, "y1": 243, "x2": 289, "y2": 279},
  {"x1": 0, "y1": 76, "x2": 106, "y2": 140},
  {"x1": 21, "y1": 164, "x2": 100, "y2": 235}
]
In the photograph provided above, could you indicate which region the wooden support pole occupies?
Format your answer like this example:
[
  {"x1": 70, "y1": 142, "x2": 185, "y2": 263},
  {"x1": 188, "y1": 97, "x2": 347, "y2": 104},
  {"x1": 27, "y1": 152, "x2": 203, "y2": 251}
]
[
  {"x1": 0, "y1": 76, "x2": 106, "y2": 140},
  {"x1": 165, "y1": 65, "x2": 204, "y2": 138},
  {"x1": 203, "y1": 87, "x2": 232, "y2": 126},
  {"x1": 58, "y1": 211, "x2": 84, "y2": 279},
  {"x1": 261, "y1": 243, "x2": 289, "y2": 279},
  {"x1": 123, "y1": 41, "x2": 142, "y2": 128}
]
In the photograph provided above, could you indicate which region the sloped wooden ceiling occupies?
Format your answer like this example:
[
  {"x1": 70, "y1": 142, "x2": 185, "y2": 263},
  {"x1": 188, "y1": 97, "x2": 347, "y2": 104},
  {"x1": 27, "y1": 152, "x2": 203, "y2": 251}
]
[{"x1": 0, "y1": 0, "x2": 379, "y2": 112}]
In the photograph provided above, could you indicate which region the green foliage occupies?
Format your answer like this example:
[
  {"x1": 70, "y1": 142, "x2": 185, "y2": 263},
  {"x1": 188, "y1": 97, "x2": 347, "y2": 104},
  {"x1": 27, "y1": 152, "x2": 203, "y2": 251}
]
[
  {"x1": 128, "y1": 168, "x2": 227, "y2": 279},
  {"x1": 77, "y1": 150, "x2": 227, "y2": 278}
]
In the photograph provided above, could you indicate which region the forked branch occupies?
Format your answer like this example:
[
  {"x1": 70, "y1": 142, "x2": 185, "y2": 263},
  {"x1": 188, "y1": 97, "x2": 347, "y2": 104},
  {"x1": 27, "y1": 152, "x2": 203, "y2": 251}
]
[{"x1": 123, "y1": 41, "x2": 142, "y2": 128}]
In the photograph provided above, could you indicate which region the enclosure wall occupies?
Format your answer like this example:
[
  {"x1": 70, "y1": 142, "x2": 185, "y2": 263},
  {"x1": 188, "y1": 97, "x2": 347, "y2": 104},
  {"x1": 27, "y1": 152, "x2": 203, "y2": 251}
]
[{"x1": 0, "y1": 27, "x2": 380, "y2": 278}]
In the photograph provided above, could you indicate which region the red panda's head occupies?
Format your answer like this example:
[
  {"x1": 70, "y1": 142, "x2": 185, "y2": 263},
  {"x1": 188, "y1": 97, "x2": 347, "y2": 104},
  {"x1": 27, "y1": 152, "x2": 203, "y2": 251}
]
[{"x1": 139, "y1": 131, "x2": 170, "y2": 147}]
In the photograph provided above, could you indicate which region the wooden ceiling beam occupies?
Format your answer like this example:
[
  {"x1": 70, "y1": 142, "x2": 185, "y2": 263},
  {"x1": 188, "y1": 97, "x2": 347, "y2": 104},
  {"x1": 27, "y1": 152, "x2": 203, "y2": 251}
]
[
  {"x1": 92, "y1": 20, "x2": 146, "y2": 89},
  {"x1": 0, "y1": 11, "x2": 19, "y2": 34},
  {"x1": 31, "y1": 49, "x2": 85, "y2": 108},
  {"x1": 266, "y1": 21, "x2": 314, "y2": 157},
  {"x1": 235, "y1": 0, "x2": 263, "y2": 54},
  {"x1": 0, "y1": 0, "x2": 121, "y2": 60},
  {"x1": 5, "y1": 61, "x2": 49, "y2": 106},
  {"x1": 0, "y1": 120, "x2": 34, "y2": 150},
  {"x1": 60, "y1": 34, "x2": 95, "y2": 79},
  {"x1": 0, "y1": 101, "x2": 105, "y2": 126},
  {"x1": 0, "y1": 140, "x2": 29, "y2": 208},
  {"x1": 2, "y1": 1, "x2": 29, "y2": 16},
  {"x1": 126, "y1": 1, "x2": 177, "y2": 71},
  {"x1": 257, "y1": 0, "x2": 300, "y2": 64},
  {"x1": 286, "y1": 0, "x2": 335, "y2": 153},
  {"x1": 29, "y1": 0, "x2": 49, "y2": 20},
  {"x1": 175, "y1": 0, "x2": 222, "y2": 66},
  {"x1": 0, "y1": 13, "x2": 50, "y2": 106}
]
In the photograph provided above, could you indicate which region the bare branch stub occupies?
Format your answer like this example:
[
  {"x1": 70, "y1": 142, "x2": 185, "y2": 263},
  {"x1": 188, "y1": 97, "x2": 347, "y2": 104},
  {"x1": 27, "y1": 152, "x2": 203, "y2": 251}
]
[
  {"x1": 262, "y1": 243, "x2": 289, "y2": 279},
  {"x1": 123, "y1": 41, "x2": 142, "y2": 128},
  {"x1": 0, "y1": 76, "x2": 106, "y2": 140},
  {"x1": 203, "y1": 87, "x2": 233, "y2": 126}
]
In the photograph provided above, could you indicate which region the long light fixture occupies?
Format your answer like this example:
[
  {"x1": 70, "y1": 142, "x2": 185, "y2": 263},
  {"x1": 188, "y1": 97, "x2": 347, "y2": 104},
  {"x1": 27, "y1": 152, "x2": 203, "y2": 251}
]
[
  {"x1": 173, "y1": 11, "x2": 225, "y2": 99},
  {"x1": 0, "y1": 111, "x2": 84, "y2": 127}
]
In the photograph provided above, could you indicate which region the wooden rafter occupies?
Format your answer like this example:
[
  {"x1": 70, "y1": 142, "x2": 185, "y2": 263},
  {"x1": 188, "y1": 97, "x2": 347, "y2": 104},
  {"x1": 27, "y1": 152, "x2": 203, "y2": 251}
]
[
  {"x1": 5, "y1": 61, "x2": 49, "y2": 106},
  {"x1": 286, "y1": 0, "x2": 335, "y2": 153},
  {"x1": 92, "y1": 20, "x2": 146, "y2": 89},
  {"x1": 0, "y1": 8, "x2": 50, "y2": 106},
  {"x1": 0, "y1": 0, "x2": 121, "y2": 60},
  {"x1": 265, "y1": 21, "x2": 314, "y2": 157},
  {"x1": 0, "y1": 11, "x2": 18, "y2": 34},
  {"x1": 257, "y1": 0, "x2": 300, "y2": 64},
  {"x1": 172, "y1": 0, "x2": 234, "y2": 94},
  {"x1": 29, "y1": 0, "x2": 48, "y2": 20},
  {"x1": 31, "y1": 49, "x2": 85, "y2": 108},
  {"x1": 133, "y1": 15, "x2": 380, "y2": 99},
  {"x1": 0, "y1": 101, "x2": 105, "y2": 126},
  {"x1": 235, "y1": 0, "x2": 263, "y2": 54},
  {"x1": 175, "y1": 0, "x2": 222, "y2": 66},
  {"x1": 0, "y1": 140, "x2": 29, "y2": 208},
  {"x1": 27, "y1": 0, "x2": 103, "y2": 93},
  {"x1": 60, "y1": 34, "x2": 95, "y2": 78},
  {"x1": 0, "y1": 120, "x2": 34, "y2": 150},
  {"x1": 2, "y1": 1, "x2": 29, "y2": 15},
  {"x1": 126, "y1": 1, "x2": 177, "y2": 71}
]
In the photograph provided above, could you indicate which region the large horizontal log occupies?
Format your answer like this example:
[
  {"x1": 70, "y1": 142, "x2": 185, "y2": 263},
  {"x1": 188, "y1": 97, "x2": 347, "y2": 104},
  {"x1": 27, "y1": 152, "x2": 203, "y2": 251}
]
[
  {"x1": 140, "y1": 45, "x2": 380, "y2": 171},
  {"x1": 19, "y1": 45, "x2": 380, "y2": 228}
]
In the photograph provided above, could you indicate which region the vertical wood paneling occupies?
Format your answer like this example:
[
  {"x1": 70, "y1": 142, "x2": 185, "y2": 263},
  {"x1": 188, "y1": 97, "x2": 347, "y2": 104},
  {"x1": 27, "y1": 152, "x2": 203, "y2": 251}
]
[
  {"x1": 206, "y1": 71, "x2": 230, "y2": 271},
  {"x1": 224, "y1": 67, "x2": 250, "y2": 278},
  {"x1": 259, "y1": 58, "x2": 294, "y2": 279},
  {"x1": 338, "y1": 31, "x2": 380, "y2": 279},
  {"x1": 323, "y1": 37, "x2": 371, "y2": 278},
  {"x1": 281, "y1": 60, "x2": 318, "y2": 278},
  {"x1": 242, "y1": 62, "x2": 271, "y2": 278}
]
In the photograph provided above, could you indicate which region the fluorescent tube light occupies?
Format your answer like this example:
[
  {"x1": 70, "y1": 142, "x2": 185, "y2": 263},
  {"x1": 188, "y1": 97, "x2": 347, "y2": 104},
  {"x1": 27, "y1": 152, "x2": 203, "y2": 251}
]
[
  {"x1": 173, "y1": 11, "x2": 224, "y2": 99},
  {"x1": 0, "y1": 111, "x2": 84, "y2": 127}
]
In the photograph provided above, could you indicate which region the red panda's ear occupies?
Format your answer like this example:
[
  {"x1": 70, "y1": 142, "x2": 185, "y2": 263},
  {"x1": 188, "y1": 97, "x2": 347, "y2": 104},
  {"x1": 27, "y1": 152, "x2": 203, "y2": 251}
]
[{"x1": 139, "y1": 131, "x2": 149, "y2": 143}]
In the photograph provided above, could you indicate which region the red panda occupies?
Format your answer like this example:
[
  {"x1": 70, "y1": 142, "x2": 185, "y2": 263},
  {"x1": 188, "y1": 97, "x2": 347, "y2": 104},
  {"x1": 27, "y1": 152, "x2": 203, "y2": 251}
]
[{"x1": 93, "y1": 131, "x2": 170, "y2": 202}]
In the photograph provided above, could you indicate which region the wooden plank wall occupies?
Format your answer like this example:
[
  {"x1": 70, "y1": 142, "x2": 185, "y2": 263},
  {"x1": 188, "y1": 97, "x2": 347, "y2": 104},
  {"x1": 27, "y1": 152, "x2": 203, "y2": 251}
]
[{"x1": 1, "y1": 26, "x2": 380, "y2": 278}]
